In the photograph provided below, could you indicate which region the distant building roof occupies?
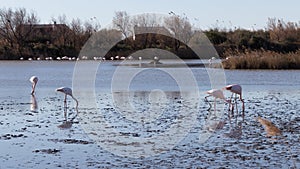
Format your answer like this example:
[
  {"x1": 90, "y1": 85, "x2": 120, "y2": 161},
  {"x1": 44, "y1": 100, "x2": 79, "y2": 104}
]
[
  {"x1": 16, "y1": 23, "x2": 71, "y2": 43},
  {"x1": 18, "y1": 22, "x2": 70, "y2": 32}
]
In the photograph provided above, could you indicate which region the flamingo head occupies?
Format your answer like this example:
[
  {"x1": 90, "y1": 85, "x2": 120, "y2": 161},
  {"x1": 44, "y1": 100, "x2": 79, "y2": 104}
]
[{"x1": 56, "y1": 87, "x2": 73, "y2": 96}]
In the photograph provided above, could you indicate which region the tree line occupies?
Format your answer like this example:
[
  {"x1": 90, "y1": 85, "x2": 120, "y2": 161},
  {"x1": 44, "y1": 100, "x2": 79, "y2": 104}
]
[
  {"x1": 1, "y1": 8, "x2": 300, "y2": 60},
  {"x1": 0, "y1": 8, "x2": 100, "y2": 59}
]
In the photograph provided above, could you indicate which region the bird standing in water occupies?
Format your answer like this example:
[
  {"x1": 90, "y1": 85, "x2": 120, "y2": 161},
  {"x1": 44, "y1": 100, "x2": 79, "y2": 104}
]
[
  {"x1": 29, "y1": 76, "x2": 38, "y2": 95},
  {"x1": 224, "y1": 84, "x2": 245, "y2": 119},
  {"x1": 56, "y1": 87, "x2": 78, "y2": 121},
  {"x1": 205, "y1": 89, "x2": 231, "y2": 113},
  {"x1": 257, "y1": 116, "x2": 282, "y2": 137}
]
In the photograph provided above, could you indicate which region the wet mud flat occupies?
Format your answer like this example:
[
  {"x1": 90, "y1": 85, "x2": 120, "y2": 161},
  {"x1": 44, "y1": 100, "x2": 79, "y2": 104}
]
[{"x1": 0, "y1": 91, "x2": 299, "y2": 168}]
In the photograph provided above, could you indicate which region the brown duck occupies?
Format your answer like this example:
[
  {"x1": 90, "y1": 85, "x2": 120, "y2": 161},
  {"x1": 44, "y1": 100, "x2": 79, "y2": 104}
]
[{"x1": 257, "y1": 116, "x2": 282, "y2": 136}]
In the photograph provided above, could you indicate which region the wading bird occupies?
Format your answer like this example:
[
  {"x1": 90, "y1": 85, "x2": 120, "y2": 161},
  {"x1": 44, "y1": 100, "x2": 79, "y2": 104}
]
[
  {"x1": 223, "y1": 84, "x2": 245, "y2": 119},
  {"x1": 257, "y1": 116, "x2": 282, "y2": 137},
  {"x1": 29, "y1": 76, "x2": 38, "y2": 95},
  {"x1": 56, "y1": 87, "x2": 78, "y2": 122},
  {"x1": 205, "y1": 89, "x2": 231, "y2": 114}
]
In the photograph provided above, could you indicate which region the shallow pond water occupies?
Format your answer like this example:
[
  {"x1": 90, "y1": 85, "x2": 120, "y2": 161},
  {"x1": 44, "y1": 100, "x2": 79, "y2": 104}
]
[{"x1": 0, "y1": 60, "x2": 299, "y2": 168}]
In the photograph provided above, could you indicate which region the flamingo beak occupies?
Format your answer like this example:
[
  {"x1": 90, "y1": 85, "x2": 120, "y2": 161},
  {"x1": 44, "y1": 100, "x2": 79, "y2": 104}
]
[
  {"x1": 56, "y1": 88, "x2": 63, "y2": 92},
  {"x1": 223, "y1": 86, "x2": 231, "y2": 90}
]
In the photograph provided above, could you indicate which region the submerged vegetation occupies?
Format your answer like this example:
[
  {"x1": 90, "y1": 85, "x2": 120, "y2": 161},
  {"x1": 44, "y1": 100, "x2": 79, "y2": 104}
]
[{"x1": 0, "y1": 8, "x2": 299, "y2": 69}]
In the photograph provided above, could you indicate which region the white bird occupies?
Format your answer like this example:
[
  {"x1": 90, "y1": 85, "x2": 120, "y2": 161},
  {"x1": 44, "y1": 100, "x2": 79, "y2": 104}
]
[
  {"x1": 128, "y1": 56, "x2": 133, "y2": 60},
  {"x1": 208, "y1": 57, "x2": 216, "y2": 67},
  {"x1": 56, "y1": 87, "x2": 78, "y2": 121},
  {"x1": 29, "y1": 76, "x2": 38, "y2": 95},
  {"x1": 223, "y1": 84, "x2": 245, "y2": 119},
  {"x1": 205, "y1": 89, "x2": 231, "y2": 113}
]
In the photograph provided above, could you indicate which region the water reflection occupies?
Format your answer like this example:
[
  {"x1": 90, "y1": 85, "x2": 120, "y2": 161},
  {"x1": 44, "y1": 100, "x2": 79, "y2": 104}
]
[
  {"x1": 30, "y1": 94, "x2": 38, "y2": 113},
  {"x1": 224, "y1": 121, "x2": 243, "y2": 139},
  {"x1": 57, "y1": 121, "x2": 73, "y2": 129},
  {"x1": 204, "y1": 107, "x2": 244, "y2": 139},
  {"x1": 112, "y1": 91, "x2": 181, "y2": 123}
]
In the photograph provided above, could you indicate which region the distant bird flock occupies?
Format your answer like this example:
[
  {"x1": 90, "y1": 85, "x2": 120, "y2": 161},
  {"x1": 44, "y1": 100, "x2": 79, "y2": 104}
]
[{"x1": 20, "y1": 55, "x2": 136, "y2": 61}]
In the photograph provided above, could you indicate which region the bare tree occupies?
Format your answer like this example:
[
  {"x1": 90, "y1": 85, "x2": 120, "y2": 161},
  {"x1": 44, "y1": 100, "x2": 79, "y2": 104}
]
[
  {"x1": 0, "y1": 8, "x2": 15, "y2": 48},
  {"x1": 0, "y1": 8, "x2": 39, "y2": 57},
  {"x1": 164, "y1": 13, "x2": 193, "y2": 50},
  {"x1": 131, "y1": 13, "x2": 160, "y2": 28},
  {"x1": 113, "y1": 11, "x2": 132, "y2": 39},
  {"x1": 70, "y1": 18, "x2": 85, "y2": 51},
  {"x1": 79, "y1": 28, "x2": 122, "y2": 59},
  {"x1": 130, "y1": 13, "x2": 170, "y2": 50}
]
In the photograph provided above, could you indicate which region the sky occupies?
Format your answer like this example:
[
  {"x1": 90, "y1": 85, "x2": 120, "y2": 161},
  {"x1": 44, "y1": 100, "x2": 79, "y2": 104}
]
[{"x1": 1, "y1": 0, "x2": 300, "y2": 30}]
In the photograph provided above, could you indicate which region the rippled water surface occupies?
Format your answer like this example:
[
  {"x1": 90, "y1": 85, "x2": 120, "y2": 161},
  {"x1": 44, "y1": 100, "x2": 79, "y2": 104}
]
[{"x1": 0, "y1": 60, "x2": 299, "y2": 168}]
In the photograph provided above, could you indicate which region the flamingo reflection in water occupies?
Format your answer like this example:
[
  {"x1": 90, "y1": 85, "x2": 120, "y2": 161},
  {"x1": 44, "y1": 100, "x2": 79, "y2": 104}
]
[
  {"x1": 30, "y1": 94, "x2": 38, "y2": 113},
  {"x1": 205, "y1": 89, "x2": 244, "y2": 139}
]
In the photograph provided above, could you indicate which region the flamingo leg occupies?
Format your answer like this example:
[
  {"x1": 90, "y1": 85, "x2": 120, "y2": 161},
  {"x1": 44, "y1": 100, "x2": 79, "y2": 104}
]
[
  {"x1": 230, "y1": 93, "x2": 235, "y2": 119},
  {"x1": 230, "y1": 94, "x2": 235, "y2": 118},
  {"x1": 31, "y1": 84, "x2": 35, "y2": 95},
  {"x1": 235, "y1": 94, "x2": 238, "y2": 123},
  {"x1": 241, "y1": 97, "x2": 245, "y2": 121},
  {"x1": 229, "y1": 93, "x2": 233, "y2": 111},
  {"x1": 228, "y1": 98, "x2": 232, "y2": 123},
  {"x1": 232, "y1": 94, "x2": 238, "y2": 117},
  {"x1": 64, "y1": 94, "x2": 67, "y2": 121},
  {"x1": 214, "y1": 97, "x2": 216, "y2": 116},
  {"x1": 205, "y1": 96, "x2": 212, "y2": 111}
]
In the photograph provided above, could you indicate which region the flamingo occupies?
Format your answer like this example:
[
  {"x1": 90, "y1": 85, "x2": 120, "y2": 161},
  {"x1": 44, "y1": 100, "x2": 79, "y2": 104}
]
[
  {"x1": 205, "y1": 89, "x2": 231, "y2": 114},
  {"x1": 56, "y1": 87, "x2": 78, "y2": 121},
  {"x1": 224, "y1": 84, "x2": 245, "y2": 119},
  {"x1": 29, "y1": 76, "x2": 38, "y2": 95}
]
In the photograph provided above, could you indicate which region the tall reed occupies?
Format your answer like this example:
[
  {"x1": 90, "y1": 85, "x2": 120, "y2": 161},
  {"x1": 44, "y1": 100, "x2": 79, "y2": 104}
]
[{"x1": 222, "y1": 50, "x2": 300, "y2": 69}]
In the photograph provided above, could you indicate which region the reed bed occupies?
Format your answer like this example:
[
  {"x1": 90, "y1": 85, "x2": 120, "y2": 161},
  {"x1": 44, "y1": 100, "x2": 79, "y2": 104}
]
[{"x1": 222, "y1": 50, "x2": 300, "y2": 69}]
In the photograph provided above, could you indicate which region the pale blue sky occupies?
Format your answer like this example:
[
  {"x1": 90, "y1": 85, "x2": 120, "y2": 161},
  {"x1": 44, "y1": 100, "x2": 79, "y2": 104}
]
[{"x1": 1, "y1": 0, "x2": 299, "y2": 30}]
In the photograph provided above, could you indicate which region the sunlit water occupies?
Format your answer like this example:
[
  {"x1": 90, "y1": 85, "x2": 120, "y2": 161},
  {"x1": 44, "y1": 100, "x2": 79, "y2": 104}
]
[{"x1": 0, "y1": 60, "x2": 299, "y2": 168}]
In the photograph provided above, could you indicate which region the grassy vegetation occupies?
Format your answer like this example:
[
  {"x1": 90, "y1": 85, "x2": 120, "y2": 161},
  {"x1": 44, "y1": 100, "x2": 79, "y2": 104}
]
[{"x1": 222, "y1": 49, "x2": 300, "y2": 69}]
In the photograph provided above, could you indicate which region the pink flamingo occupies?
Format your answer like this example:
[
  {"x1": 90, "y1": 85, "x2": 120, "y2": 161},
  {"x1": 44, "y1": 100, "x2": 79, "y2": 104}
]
[
  {"x1": 224, "y1": 84, "x2": 245, "y2": 119},
  {"x1": 205, "y1": 89, "x2": 231, "y2": 114},
  {"x1": 56, "y1": 87, "x2": 78, "y2": 121},
  {"x1": 29, "y1": 76, "x2": 38, "y2": 95}
]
